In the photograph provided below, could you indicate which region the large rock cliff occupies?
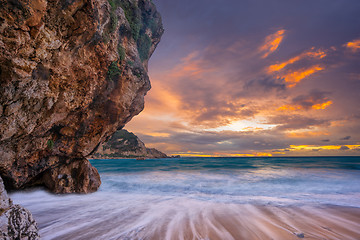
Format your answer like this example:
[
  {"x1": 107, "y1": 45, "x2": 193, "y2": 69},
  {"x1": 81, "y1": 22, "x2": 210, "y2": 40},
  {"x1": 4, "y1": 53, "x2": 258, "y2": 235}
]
[
  {"x1": 0, "y1": 0, "x2": 163, "y2": 193},
  {"x1": 91, "y1": 129, "x2": 168, "y2": 159}
]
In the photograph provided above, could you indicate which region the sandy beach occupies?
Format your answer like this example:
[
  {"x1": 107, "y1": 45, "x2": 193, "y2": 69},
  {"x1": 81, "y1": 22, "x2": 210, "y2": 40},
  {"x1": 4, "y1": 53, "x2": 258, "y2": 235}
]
[
  {"x1": 175, "y1": 204, "x2": 360, "y2": 240},
  {"x1": 120, "y1": 204, "x2": 360, "y2": 240},
  {"x1": 10, "y1": 157, "x2": 360, "y2": 239},
  {"x1": 10, "y1": 191, "x2": 360, "y2": 240}
]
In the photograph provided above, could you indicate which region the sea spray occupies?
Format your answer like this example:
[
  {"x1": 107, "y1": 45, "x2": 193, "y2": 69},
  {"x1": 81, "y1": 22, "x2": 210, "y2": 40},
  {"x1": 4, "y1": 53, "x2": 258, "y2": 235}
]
[{"x1": 10, "y1": 157, "x2": 360, "y2": 239}]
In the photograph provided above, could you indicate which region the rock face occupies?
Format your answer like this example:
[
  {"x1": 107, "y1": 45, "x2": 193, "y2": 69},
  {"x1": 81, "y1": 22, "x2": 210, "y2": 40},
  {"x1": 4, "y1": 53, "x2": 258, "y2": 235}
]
[
  {"x1": 42, "y1": 158, "x2": 101, "y2": 193},
  {"x1": 0, "y1": 0, "x2": 163, "y2": 193},
  {"x1": 0, "y1": 176, "x2": 40, "y2": 239},
  {"x1": 91, "y1": 129, "x2": 168, "y2": 158}
]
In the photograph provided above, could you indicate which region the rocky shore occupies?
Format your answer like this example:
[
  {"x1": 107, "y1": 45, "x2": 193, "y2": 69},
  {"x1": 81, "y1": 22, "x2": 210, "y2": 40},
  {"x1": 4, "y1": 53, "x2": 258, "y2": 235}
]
[
  {"x1": 0, "y1": 0, "x2": 163, "y2": 193},
  {"x1": 0, "y1": 176, "x2": 39, "y2": 239}
]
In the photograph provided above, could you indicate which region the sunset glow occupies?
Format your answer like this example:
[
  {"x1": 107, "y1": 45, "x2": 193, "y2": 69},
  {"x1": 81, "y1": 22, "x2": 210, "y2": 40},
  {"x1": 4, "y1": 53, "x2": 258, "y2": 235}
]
[
  {"x1": 126, "y1": 0, "x2": 360, "y2": 157},
  {"x1": 259, "y1": 29, "x2": 286, "y2": 58},
  {"x1": 346, "y1": 39, "x2": 360, "y2": 52},
  {"x1": 279, "y1": 65, "x2": 324, "y2": 88},
  {"x1": 268, "y1": 48, "x2": 326, "y2": 73},
  {"x1": 278, "y1": 100, "x2": 332, "y2": 111},
  {"x1": 312, "y1": 100, "x2": 333, "y2": 110}
]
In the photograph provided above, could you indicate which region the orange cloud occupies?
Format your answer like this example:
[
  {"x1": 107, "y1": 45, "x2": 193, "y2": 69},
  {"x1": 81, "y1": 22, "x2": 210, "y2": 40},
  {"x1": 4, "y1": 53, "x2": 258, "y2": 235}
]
[
  {"x1": 290, "y1": 145, "x2": 360, "y2": 150},
  {"x1": 280, "y1": 65, "x2": 324, "y2": 87},
  {"x1": 256, "y1": 152, "x2": 273, "y2": 157},
  {"x1": 287, "y1": 131, "x2": 329, "y2": 138},
  {"x1": 201, "y1": 152, "x2": 273, "y2": 157},
  {"x1": 143, "y1": 132, "x2": 170, "y2": 137},
  {"x1": 169, "y1": 51, "x2": 215, "y2": 79},
  {"x1": 178, "y1": 153, "x2": 214, "y2": 157},
  {"x1": 259, "y1": 29, "x2": 286, "y2": 58},
  {"x1": 278, "y1": 100, "x2": 332, "y2": 111},
  {"x1": 277, "y1": 105, "x2": 302, "y2": 111},
  {"x1": 312, "y1": 100, "x2": 333, "y2": 110},
  {"x1": 268, "y1": 48, "x2": 326, "y2": 73},
  {"x1": 137, "y1": 80, "x2": 182, "y2": 119},
  {"x1": 271, "y1": 151, "x2": 286, "y2": 155},
  {"x1": 345, "y1": 38, "x2": 360, "y2": 52},
  {"x1": 266, "y1": 47, "x2": 327, "y2": 87}
]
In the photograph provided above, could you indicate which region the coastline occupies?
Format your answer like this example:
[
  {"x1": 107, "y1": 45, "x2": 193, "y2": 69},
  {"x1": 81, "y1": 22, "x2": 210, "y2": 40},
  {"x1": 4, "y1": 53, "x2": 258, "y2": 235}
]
[
  {"x1": 10, "y1": 190, "x2": 360, "y2": 240},
  {"x1": 87, "y1": 157, "x2": 169, "y2": 160},
  {"x1": 10, "y1": 156, "x2": 360, "y2": 239}
]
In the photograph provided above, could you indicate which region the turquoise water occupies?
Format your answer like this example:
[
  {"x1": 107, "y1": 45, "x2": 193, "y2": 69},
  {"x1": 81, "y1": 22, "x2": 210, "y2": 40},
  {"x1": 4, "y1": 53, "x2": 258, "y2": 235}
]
[
  {"x1": 90, "y1": 156, "x2": 360, "y2": 206},
  {"x1": 92, "y1": 156, "x2": 360, "y2": 173},
  {"x1": 10, "y1": 157, "x2": 360, "y2": 239}
]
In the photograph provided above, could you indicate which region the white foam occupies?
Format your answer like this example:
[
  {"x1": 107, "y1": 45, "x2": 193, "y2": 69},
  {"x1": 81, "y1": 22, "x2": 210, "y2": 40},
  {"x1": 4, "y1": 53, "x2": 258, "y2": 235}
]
[
  {"x1": 10, "y1": 190, "x2": 360, "y2": 240},
  {"x1": 9, "y1": 165, "x2": 360, "y2": 239}
]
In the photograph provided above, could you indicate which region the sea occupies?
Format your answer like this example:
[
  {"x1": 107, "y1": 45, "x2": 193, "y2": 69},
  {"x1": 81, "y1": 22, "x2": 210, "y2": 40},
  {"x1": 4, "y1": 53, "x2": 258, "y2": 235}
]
[{"x1": 10, "y1": 157, "x2": 360, "y2": 239}]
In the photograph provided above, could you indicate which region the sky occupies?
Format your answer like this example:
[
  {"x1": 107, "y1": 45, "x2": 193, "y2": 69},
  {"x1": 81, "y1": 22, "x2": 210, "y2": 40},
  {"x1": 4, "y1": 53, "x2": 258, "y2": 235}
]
[{"x1": 127, "y1": 0, "x2": 360, "y2": 157}]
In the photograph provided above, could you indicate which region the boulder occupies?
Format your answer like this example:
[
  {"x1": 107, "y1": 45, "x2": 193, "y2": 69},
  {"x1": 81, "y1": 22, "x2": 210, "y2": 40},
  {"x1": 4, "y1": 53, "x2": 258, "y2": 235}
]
[{"x1": 0, "y1": 176, "x2": 40, "y2": 239}]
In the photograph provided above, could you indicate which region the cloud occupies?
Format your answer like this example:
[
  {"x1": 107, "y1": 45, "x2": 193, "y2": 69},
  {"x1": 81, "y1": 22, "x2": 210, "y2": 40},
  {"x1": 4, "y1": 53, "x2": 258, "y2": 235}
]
[
  {"x1": 277, "y1": 90, "x2": 333, "y2": 111},
  {"x1": 268, "y1": 48, "x2": 326, "y2": 73},
  {"x1": 137, "y1": 129, "x2": 290, "y2": 154},
  {"x1": 126, "y1": 0, "x2": 360, "y2": 157},
  {"x1": 279, "y1": 65, "x2": 324, "y2": 88},
  {"x1": 144, "y1": 45, "x2": 272, "y2": 128},
  {"x1": 340, "y1": 136, "x2": 351, "y2": 140},
  {"x1": 287, "y1": 131, "x2": 329, "y2": 138},
  {"x1": 290, "y1": 145, "x2": 360, "y2": 151},
  {"x1": 244, "y1": 77, "x2": 286, "y2": 93},
  {"x1": 259, "y1": 29, "x2": 286, "y2": 58},
  {"x1": 345, "y1": 38, "x2": 360, "y2": 52},
  {"x1": 268, "y1": 114, "x2": 329, "y2": 131},
  {"x1": 267, "y1": 48, "x2": 327, "y2": 88}
]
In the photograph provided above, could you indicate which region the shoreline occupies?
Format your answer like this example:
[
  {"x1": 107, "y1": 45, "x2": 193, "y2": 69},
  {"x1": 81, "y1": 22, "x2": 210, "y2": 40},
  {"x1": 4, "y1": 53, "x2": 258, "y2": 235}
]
[{"x1": 10, "y1": 190, "x2": 360, "y2": 240}]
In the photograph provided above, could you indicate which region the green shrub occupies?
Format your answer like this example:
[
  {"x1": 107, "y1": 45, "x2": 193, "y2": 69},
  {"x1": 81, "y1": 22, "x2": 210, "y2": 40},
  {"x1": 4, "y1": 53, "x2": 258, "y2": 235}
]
[
  {"x1": 107, "y1": 61, "x2": 122, "y2": 83},
  {"x1": 137, "y1": 34, "x2": 151, "y2": 61},
  {"x1": 147, "y1": 18, "x2": 158, "y2": 35},
  {"x1": 109, "y1": 10, "x2": 118, "y2": 33},
  {"x1": 119, "y1": 1, "x2": 142, "y2": 41},
  {"x1": 108, "y1": 0, "x2": 121, "y2": 10},
  {"x1": 118, "y1": 44, "x2": 126, "y2": 61},
  {"x1": 126, "y1": 60, "x2": 134, "y2": 66},
  {"x1": 130, "y1": 20, "x2": 141, "y2": 41},
  {"x1": 47, "y1": 139, "x2": 54, "y2": 149}
]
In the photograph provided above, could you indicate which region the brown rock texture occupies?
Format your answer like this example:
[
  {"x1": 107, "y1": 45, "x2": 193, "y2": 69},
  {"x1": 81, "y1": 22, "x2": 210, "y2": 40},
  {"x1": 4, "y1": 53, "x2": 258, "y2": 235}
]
[
  {"x1": 0, "y1": 176, "x2": 40, "y2": 239},
  {"x1": 0, "y1": 0, "x2": 163, "y2": 193},
  {"x1": 42, "y1": 158, "x2": 101, "y2": 193}
]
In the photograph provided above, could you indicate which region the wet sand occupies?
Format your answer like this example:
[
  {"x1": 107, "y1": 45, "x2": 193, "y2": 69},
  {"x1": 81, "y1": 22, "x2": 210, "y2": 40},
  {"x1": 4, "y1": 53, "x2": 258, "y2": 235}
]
[
  {"x1": 138, "y1": 204, "x2": 360, "y2": 240},
  {"x1": 18, "y1": 192, "x2": 360, "y2": 240}
]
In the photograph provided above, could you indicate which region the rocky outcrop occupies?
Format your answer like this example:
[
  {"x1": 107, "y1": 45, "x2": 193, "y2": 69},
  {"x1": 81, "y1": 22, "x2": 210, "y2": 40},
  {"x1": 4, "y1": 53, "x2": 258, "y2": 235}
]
[
  {"x1": 145, "y1": 147, "x2": 169, "y2": 159},
  {"x1": 91, "y1": 129, "x2": 168, "y2": 158},
  {"x1": 0, "y1": 176, "x2": 40, "y2": 239},
  {"x1": 42, "y1": 158, "x2": 101, "y2": 193},
  {"x1": 0, "y1": 0, "x2": 163, "y2": 193}
]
